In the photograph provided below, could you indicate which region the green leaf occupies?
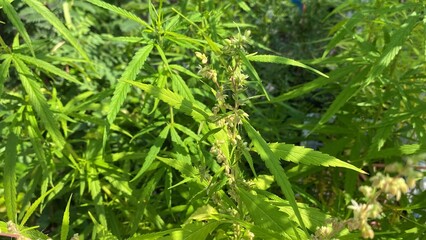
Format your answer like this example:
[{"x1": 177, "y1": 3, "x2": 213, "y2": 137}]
[
  {"x1": 4, "y1": 132, "x2": 18, "y2": 223},
  {"x1": 257, "y1": 190, "x2": 330, "y2": 231},
  {"x1": 363, "y1": 13, "x2": 419, "y2": 87},
  {"x1": 269, "y1": 143, "x2": 366, "y2": 174},
  {"x1": 240, "y1": 52, "x2": 270, "y2": 101},
  {"x1": 88, "y1": 167, "x2": 108, "y2": 227},
  {"x1": 171, "y1": 73, "x2": 195, "y2": 102},
  {"x1": 323, "y1": 12, "x2": 364, "y2": 58},
  {"x1": 312, "y1": 67, "x2": 369, "y2": 132},
  {"x1": 170, "y1": 124, "x2": 191, "y2": 164},
  {"x1": 247, "y1": 54, "x2": 328, "y2": 78},
  {"x1": 20, "y1": 185, "x2": 58, "y2": 226},
  {"x1": 107, "y1": 44, "x2": 154, "y2": 124},
  {"x1": 366, "y1": 144, "x2": 426, "y2": 160},
  {"x1": 23, "y1": 0, "x2": 90, "y2": 62},
  {"x1": 132, "y1": 125, "x2": 170, "y2": 181},
  {"x1": 124, "y1": 80, "x2": 210, "y2": 122},
  {"x1": 1, "y1": 0, "x2": 34, "y2": 55},
  {"x1": 60, "y1": 195, "x2": 72, "y2": 240},
  {"x1": 16, "y1": 54, "x2": 82, "y2": 85},
  {"x1": 12, "y1": 57, "x2": 66, "y2": 148},
  {"x1": 157, "y1": 157, "x2": 199, "y2": 178},
  {"x1": 180, "y1": 221, "x2": 221, "y2": 240},
  {"x1": 269, "y1": 65, "x2": 354, "y2": 103},
  {"x1": 87, "y1": 0, "x2": 152, "y2": 30},
  {"x1": 0, "y1": 54, "x2": 12, "y2": 97},
  {"x1": 237, "y1": 187, "x2": 302, "y2": 239},
  {"x1": 242, "y1": 119, "x2": 307, "y2": 234}
]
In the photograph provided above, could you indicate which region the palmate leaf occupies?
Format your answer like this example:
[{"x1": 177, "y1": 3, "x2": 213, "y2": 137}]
[
  {"x1": 237, "y1": 187, "x2": 303, "y2": 240},
  {"x1": 269, "y1": 143, "x2": 366, "y2": 174},
  {"x1": 1, "y1": 0, "x2": 34, "y2": 55},
  {"x1": 314, "y1": 13, "x2": 419, "y2": 132},
  {"x1": 124, "y1": 80, "x2": 210, "y2": 122},
  {"x1": 242, "y1": 119, "x2": 307, "y2": 234},
  {"x1": 247, "y1": 54, "x2": 328, "y2": 78},
  {"x1": 107, "y1": 44, "x2": 153, "y2": 124},
  {"x1": 23, "y1": 0, "x2": 90, "y2": 62},
  {"x1": 12, "y1": 57, "x2": 66, "y2": 148},
  {"x1": 363, "y1": 13, "x2": 419, "y2": 87}
]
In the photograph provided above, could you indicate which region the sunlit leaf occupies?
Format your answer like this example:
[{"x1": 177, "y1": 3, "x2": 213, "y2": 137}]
[{"x1": 269, "y1": 143, "x2": 366, "y2": 174}]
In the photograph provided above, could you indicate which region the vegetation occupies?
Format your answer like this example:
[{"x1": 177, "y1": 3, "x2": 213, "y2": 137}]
[{"x1": 0, "y1": 0, "x2": 425, "y2": 239}]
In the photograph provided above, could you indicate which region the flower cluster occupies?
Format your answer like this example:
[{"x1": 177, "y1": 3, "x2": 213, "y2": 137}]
[
  {"x1": 346, "y1": 160, "x2": 422, "y2": 239},
  {"x1": 195, "y1": 31, "x2": 253, "y2": 239},
  {"x1": 313, "y1": 160, "x2": 422, "y2": 239}
]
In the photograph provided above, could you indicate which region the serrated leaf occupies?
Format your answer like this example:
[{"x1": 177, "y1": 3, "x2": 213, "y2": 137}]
[
  {"x1": 258, "y1": 190, "x2": 329, "y2": 231},
  {"x1": 170, "y1": 125, "x2": 191, "y2": 163},
  {"x1": 60, "y1": 195, "x2": 72, "y2": 240},
  {"x1": 87, "y1": 0, "x2": 152, "y2": 30},
  {"x1": 132, "y1": 125, "x2": 170, "y2": 181},
  {"x1": 12, "y1": 57, "x2": 66, "y2": 148},
  {"x1": 157, "y1": 157, "x2": 199, "y2": 178},
  {"x1": 107, "y1": 44, "x2": 153, "y2": 124},
  {"x1": 269, "y1": 143, "x2": 366, "y2": 174},
  {"x1": 242, "y1": 119, "x2": 307, "y2": 234},
  {"x1": 237, "y1": 187, "x2": 300, "y2": 239},
  {"x1": 87, "y1": 167, "x2": 108, "y2": 227},
  {"x1": 182, "y1": 221, "x2": 221, "y2": 240},
  {"x1": 1, "y1": 0, "x2": 34, "y2": 55},
  {"x1": 20, "y1": 185, "x2": 58, "y2": 226},
  {"x1": 364, "y1": 13, "x2": 419, "y2": 87},
  {"x1": 4, "y1": 132, "x2": 18, "y2": 223},
  {"x1": 124, "y1": 80, "x2": 210, "y2": 122},
  {"x1": 247, "y1": 54, "x2": 328, "y2": 78},
  {"x1": 23, "y1": 0, "x2": 90, "y2": 62},
  {"x1": 128, "y1": 229, "x2": 179, "y2": 240},
  {"x1": 0, "y1": 54, "x2": 12, "y2": 96},
  {"x1": 16, "y1": 54, "x2": 82, "y2": 85},
  {"x1": 171, "y1": 73, "x2": 195, "y2": 102}
]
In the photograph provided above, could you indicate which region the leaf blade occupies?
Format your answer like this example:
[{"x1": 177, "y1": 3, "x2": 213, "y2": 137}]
[
  {"x1": 23, "y1": 0, "x2": 90, "y2": 61},
  {"x1": 269, "y1": 143, "x2": 366, "y2": 174},
  {"x1": 242, "y1": 119, "x2": 307, "y2": 233},
  {"x1": 4, "y1": 132, "x2": 18, "y2": 223},
  {"x1": 107, "y1": 44, "x2": 154, "y2": 124},
  {"x1": 247, "y1": 54, "x2": 328, "y2": 78}
]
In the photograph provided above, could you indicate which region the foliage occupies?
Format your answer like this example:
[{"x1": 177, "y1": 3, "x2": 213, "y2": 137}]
[{"x1": 0, "y1": 0, "x2": 425, "y2": 239}]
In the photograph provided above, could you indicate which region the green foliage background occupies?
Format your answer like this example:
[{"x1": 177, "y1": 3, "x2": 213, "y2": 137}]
[{"x1": 0, "y1": 0, "x2": 425, "y2": 239}]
